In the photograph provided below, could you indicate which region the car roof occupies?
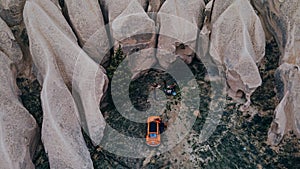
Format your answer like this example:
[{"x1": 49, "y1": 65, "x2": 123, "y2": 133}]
[{"x1": 149, "y1": 121, "x2": 157, "y2": 132}]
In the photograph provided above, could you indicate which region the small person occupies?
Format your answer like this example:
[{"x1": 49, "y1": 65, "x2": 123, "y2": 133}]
[{"x1": 163, "y1": 80, "x2": 177, "y2": 96}]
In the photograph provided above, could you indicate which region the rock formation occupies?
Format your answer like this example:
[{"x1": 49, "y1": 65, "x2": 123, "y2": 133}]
[
  {"x1": 50, "y1": 0, "x2": 60, "y2": 9},
  {"x1": 111, "y1": 0, "x2": 157, "y2": 78},
  {"x1": 268, "y1": 63, "x2": 299, "y2": 145},
  {"x1": 101, "y1": 0, "x2": 148, "y2": 23},
  {"x1": 64, "y1": 0, "x2": 110, "y2": 66},
  {"x1": 251, "y1": 0, "x2": 300, "y2": 145},
  {"x1": 0, "y1": 0, "x2": 300, "y2": 168},
  {"x1": 251, "y1": 0, "x2": 300, "y2": 64},
  {"x1": 157, "y1": 0, "x2": 205, "y2": 69},
  {"x1": 0, "y1": 17, "x2": 37, "y2": 169},
  {"x1": 209, "y1": 0, "x2": 265, "y2": 110},
  {"x1": 26, "y1": 0, "x2": 108, "y2": 145},
  {"x1": 0, "y1": 0, "x2": 26, "y2": 26},
  {"x1": 148, "y1": 0, "x2": 165, "y2": 13},
  {"x1": 24, "y1": 0, "x2": 108, "y2": 167},
  {"x1": 0, "y1": 16, "x2": 23, "y2": 63}
]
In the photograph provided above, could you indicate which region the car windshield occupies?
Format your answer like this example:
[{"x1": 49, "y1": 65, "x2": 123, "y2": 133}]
[
  {"x1": 149, "y1": 121, "x2": 157, "y2": 132},
  {"x1": 149, "y1": 133, "x2": 157, "y2": 138}
]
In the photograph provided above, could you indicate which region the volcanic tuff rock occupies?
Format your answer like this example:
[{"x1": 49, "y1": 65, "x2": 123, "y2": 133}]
[
  {"x1": 251, "y1": 0, "x2": 300, "y2": 145},
  {"x1": 196, "y1": 1, "x2": 220, "y2": 81},
  {"x1": 0, "y1": 52, "x2": 37, "y2": 169},
  {"x1": 268, "y1": 63, "x2": 300, "y2": 145},
  {"x1": 148, "y1": 0, "x2": 165, "y2": 13},
  {"x1": 25, "y1": 0, "x2": 108, "y2": 146},
  {"x1": 251, "y1": 0, "x2": 300, "y2": 64},
  {"x1": 0, "y1": 17, "x2": 37, "y2": 169},
  {"x1": 64, "y1": 0, "x2": 110, "y2": 66},
  {"x1": 0, "y1": 0, "x2": 26, "y2": 26},
  {"x1": 24, "y1": 0, "x2": 108, "y2": 167},
  {"x1": 111, "y1": 0, "x2": 157, "y2": 78},
  {"x1": 50, "y1": 0, "x2": 60, "y2": 9},
  {"x1": 100, "y1": 0, "x2": 148, "y2": 23},
  {"x1": 157, "y1": 0, "x2": 205, "y2": 69},
  {"x1": 209, "y1": 0, "x2": 265, "y2": 110},
  {"x1": 1, "y1": 0, "x2": 300, "y2": 168},
  {"x1": 0, "y1": 15, "x2": 22, "y2": 63}
]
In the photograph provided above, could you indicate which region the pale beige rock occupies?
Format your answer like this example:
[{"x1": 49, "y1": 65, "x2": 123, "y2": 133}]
[
  {"x1": 268, "y1": 63, "x2": 300, "y2": 145},
  {"x1": 0, "y1": 0, "x2": 26, "y2": 26},
  {"x1": 50, "y1": 0, "x2": 60, "y2": 9},
  {"x1": 209, "y1": 0, "x2": 265, "y2": 109},
  {"x1": 101, "y1": 0, "x2": 148, "y2": 22},
  {"x1": 0, "y1": 12, "x2": 32, "y2": 84},
  {"x1": 196, "y1": 0, "x2": 213, "y2": 62},
  {"x1": 0, "y1": 17, "x2": 22, "y2": 64},
  {"x1": 251, "y1": 0, "x2": 300, "y2": 144},
  {"x1": 24, "y1": 0, "x2": 109, "y2": 167},
  {"x1": 196, "y1": 34, "x2": 221, "y2": 83},
  {"x1": 0, "y1": 51, "x2": 37, "y2": 169},
  {"x1": 251, "y1": 0, "x2": 300, "y2": 65},
  {"x1": 148, "y1": 0, "x2": 165, "y2": 12},
  {"x1": 156, "y1": 0, "x2": 205, "y2": 69},
  {"x1": 111, "y1": 0, "x2": 157, "y2": 78},
  {"x1": 64, "y1": 0, "x2": 110, "y2": 65},
  {"x1": 289, "y1": 70, "x2": 300, "y2": 138},
  {"x1": 112, "y1": 0, "x2": 155, "y2": 48},
  {"x1": 25, "y1": 0, "x2": 108, "y2": 146},
  {"x1": 128, "y1": 48, "x2": 157, "y2": 79},
  {"x1": 268, "y1": 66, "x2": 288, "y2": 145}
]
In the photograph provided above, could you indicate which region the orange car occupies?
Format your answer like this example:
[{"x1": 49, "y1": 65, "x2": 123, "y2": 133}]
[{"x1": 146, "y1": 116, "x2": 161, "y2": 147}]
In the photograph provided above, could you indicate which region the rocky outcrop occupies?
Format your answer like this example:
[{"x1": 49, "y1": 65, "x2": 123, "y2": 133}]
[
  {"x1": 268, "y1": 63, "x2": 300, "y2": 145},
  {"x1": 25, "y1": 0, "x2": 108, "y2": 146},
  {"x1": 251, "y1": 0, "x2": 300, "y2": 145},
  {"x1": 64, "y1": 0, "x2": 110, "y2": 65},
  {"x1": 0, "y1": 16, "x2": 23, "y2": 63},
  {"x1": 251, "y1": 0, "x2": 300, "y2": 64},
  {"x1": 0, "y1": 17, "x2": 37, "y2": 169},
  {"x1": 111, "y1": 0, "x2": 157, "y2": 78},
  {"x1": 101, "y1": 0, "x2": 148, "y2": 23},
  {"x1": 156, "y1": 0, "x2": 205, "y2": 69},
  {"x1": 0, "y1": 52, "x2": 37, "y2": 169},
  {"x1": 148, "y1": 0, "x2": 165, "y2": 13},
  {"x1": 24, "y1": 0, "x2": 109, "y2": 167},
  {"x1": 0, "y1": 0, "x2": 26, "y2": 26},
  {"x1": 209, "y1": 0, "x2": 265, "y2": 109},
  {"x1": 1, "y1": 1, "x2": 300, "y2": 168}
]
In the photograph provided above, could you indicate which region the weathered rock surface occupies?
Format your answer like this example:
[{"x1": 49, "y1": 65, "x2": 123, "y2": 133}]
[
  {"x1": 251, "y1": 0, "x2": 300, "y2": 64},
  {"x1": 50, "y1": 0, "x2": 60, "y2": 9},
  {"x1": 25, "y1": 0, "x2": 108, "y2": 146},
  {"x1": 148, "y1": 0, "x2": 165, "y2": 13},
  {"x1": 0, "y1": 0, "x2": 26, "y2": 26},
  {"x1": 251, "y1": 0, "x2": 300, "y2": 145},
  {"x1": 0, "y1": 51, "x2": 37, "y2": 169},
  {"x1": 156, "y1": 0, "x2": 205, "y2": 69},
  {"x1": 24, "y1": 0, "x2": 109, "y2": 167},
  {"x1": 64, "y1": 0, "x2": 110, "y2": 65},
  {"x1": 111, "y1": 0, "x2": 157, "y2": 78},
  {"x1": 196, "y1": 1, "x2": 220, "y2": 80},
  {"x1": 268, "y1": 63, "x2": 300, "y2": 145},
  {"x1": 0, "y1": 16, "x2": 37, "y2": 169},
  {"x1": 270, "y1": 66, "x2": 300, "y2": 144},
  {"x1": 1, "y1": 0, "x2": 299, "y2": 168},
  {"x1": 101, "y1": 0, "x2": 148, "y2": 23},
  {"x1": 0, "y1": 16, "x2": 23, "y2": 63},
  {"x1": 209, "y1": 0, "x2": 265, "y2": 109}
]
